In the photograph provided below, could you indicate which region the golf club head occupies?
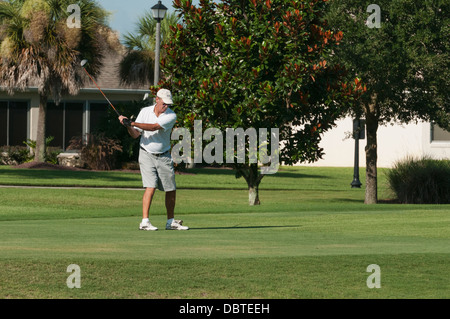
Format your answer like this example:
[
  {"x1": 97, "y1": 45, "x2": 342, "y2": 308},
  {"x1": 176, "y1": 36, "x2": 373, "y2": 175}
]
[{"x1": 80, "y1": 59, "x2": 88, "y2": 67}]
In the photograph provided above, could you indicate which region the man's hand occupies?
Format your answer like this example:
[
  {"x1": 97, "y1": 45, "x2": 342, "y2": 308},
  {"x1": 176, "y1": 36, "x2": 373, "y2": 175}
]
[
  {"x1": 119, "y1": 115, "x2": 141, "y2": 139},
  {"x1": 119, "y1": 115, "x2": 132, "y2": 127}
]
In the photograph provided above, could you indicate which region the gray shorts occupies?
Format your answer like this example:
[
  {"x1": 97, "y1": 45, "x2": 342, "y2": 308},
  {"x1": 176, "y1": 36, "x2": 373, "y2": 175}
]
[{"x1": 139, "y1": 148, "x2": 176, "y2": 192}]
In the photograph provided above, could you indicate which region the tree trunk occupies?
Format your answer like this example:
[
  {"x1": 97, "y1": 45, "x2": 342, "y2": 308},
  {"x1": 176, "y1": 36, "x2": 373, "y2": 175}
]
[
  {"x1": 35, "y1": 94, "x2": 48, "y2": 162},
  {"x1": 242, "y1": 163, "x2": 262, "y2": 206},
  {"x1": 364, "y1": 110, "x2": 378, "y2": 204},
  {"x1": 248, "y1": 185, "x2": 260, "y2": 206}
]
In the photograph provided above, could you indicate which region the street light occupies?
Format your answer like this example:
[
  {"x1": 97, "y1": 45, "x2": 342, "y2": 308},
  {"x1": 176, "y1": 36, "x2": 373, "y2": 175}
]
[
  {"x1": 151, "y1": 0, "x2": 168, "y2": 86},
  {"x1": 351, "y1": 118, "x2": 365, "y2": 188}
]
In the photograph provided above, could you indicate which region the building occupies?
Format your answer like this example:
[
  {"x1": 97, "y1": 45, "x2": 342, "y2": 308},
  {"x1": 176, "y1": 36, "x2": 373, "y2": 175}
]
[
  {"x1": 0, "y1": 51, "x2": 149, "y2": 151},
  {"x1": 297, "y1": 117, "x2": 450, "y2": 168}
]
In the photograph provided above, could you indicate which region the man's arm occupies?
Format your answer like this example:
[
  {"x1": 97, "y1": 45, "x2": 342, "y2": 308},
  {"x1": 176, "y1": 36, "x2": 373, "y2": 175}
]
[
  {"x1": 126, "y1": 124, "x2": 142, "y2": 139},
  {"x1": 119, "y1": 116, "x2": 142, "y2": 139},
  {"x1": 118, "y1": 115, "x2": 164, "y2": 139},
  {"x1": 132, "y1": 122, "x2": 163, "y2": 132}
]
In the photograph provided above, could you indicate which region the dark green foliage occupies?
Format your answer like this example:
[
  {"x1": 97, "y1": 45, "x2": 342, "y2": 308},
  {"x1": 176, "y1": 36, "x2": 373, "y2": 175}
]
[
  {"x1": 387, "y1": 157, "x2": 450, "y2": 204},
  {"x1": 0, "y1": 137, "x2": 61, "y2": 165},
  {"x1": 0, "y1": 146, "x2": 32, "y2": 165},
  {"x1": 164, "y1": 0, "x2": 358, "y2": 164},
  {"x1": 23, "y1": 137, "x2": 62, "y2": 164},
  {"x1": 326, "y1": 0, "x2": 449, "y2": 124},
  {"x1": 93, "y1": 100, "x2": 146, "y2": 165},
  {"x1": 326, "y1": 0, "x2": 449, "y2": 204},
  {"x1": 160, "y1": 0, "x2": 361, "y2": 204}
]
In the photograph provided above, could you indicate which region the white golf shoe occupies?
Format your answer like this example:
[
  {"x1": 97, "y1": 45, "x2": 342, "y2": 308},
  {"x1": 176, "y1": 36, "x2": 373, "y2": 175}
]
[
  {"x1": 139, "y1": 220, "x2": 158, "y2": 231},
  {"x1": 166, "y1": 220, "x2": 189, "y2": 230}
]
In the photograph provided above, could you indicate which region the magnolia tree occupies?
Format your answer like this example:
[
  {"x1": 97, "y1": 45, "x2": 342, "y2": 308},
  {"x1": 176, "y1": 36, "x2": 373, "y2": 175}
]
[
  {"x1": 160, "y1": 0, "x2": 362, "y2": 205},
  {"x1": 326, "y1": 0, "x2": 449, "y2": 204}
]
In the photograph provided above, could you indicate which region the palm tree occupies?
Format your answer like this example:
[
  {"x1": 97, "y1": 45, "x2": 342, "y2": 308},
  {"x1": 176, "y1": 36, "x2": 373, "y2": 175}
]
[
  {"x1": 0, "y1": 0, "x2": 110, "y2": 162},
  {"x1": 119, "y1": 11, "x2": 179, "y2": 86}
]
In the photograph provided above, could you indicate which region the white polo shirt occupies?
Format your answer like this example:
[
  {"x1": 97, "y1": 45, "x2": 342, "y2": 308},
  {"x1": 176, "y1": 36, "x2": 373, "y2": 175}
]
[{"x1": 134, "y1": 105, "x2": 177, "y2": 154}]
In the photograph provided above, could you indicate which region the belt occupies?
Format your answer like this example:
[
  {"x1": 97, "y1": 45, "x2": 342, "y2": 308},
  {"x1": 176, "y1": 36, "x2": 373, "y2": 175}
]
[{"x1": 140, "y1": 146, "x2": 169, "y2": 157}]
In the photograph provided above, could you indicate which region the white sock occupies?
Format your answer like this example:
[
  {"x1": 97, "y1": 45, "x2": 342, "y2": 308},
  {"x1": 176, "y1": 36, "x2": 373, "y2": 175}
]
[
  {"x1": 167, "y1": 218, "x2": 174, "y2": 225},
  {"x1": 142, "y1": 218, "x2": 149, "y2": 223}
]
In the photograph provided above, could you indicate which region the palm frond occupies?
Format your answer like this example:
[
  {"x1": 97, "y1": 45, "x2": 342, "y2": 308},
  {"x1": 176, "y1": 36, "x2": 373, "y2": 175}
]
[
  {"x1": 123, "y1": 32, "x2": 153, "y2": 51},
  {"x1": 0, "y1": 0, "x2": 112, "y2": 98},
  {"x1": 119, "y1": 11, "x2": 179, "y2": 86},
  {"x1": 119, "y1": 50, "x2": 154, "y2": 86}
]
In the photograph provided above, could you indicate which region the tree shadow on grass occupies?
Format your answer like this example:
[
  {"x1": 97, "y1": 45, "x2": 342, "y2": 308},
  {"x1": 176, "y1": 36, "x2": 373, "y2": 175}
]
[
  {"x1": 191, "y1": 225, "x2": 300, "y2": 230},
  {"x1": 6, "y1": 164, "x2": 141, "y2": 183},
  {"x1": 188, "y1": 167, "x2": 329, "y2": 179},
  {"x1": 333, "y1": 198, "x2": 402, "y2": 204}
]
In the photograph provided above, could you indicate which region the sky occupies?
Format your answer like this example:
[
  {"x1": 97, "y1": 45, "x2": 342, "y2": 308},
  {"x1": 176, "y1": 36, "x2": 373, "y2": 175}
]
[{"x1": 96, "y1": 0, "x2": 200, "y2": 40}]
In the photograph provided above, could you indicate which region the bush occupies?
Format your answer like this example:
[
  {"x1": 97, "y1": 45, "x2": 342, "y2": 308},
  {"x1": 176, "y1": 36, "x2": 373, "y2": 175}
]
[
  {"x1": 0, "y1": 146, "x2": 33, "y2": 165},
  {"x1": 94, "y1": 100, "x2": 144, "y2": 165},
  {"x1": 67, "y1": 133, "x2": 123, "y2": 170},
  {"x1": 386, "y1": 156, "x2": 450, "y2": 204},
  {"x1": 23, "y1": 137, "x2": 62, "y2": 164}
]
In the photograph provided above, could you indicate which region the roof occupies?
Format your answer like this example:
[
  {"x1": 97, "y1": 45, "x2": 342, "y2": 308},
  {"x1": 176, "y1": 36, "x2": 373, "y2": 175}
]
[
  {"x1": 0, "y1": 45, "x2": 150, "y2": 94},
  {"x1": 83, "y1": 50, "x2": 150, "y2": 91}
]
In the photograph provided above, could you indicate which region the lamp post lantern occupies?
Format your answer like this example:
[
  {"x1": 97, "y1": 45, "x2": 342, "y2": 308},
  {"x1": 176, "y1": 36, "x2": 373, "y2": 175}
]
[{"x1": 151, "y1": 1, "x2": 168, "y2": 86}]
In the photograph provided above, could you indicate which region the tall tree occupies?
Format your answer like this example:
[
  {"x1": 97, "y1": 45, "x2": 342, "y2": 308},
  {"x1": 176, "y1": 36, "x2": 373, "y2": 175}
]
[
  {"x1": 160, "y1": 0, "x2": 362, "y2": 205},
  {"x1": 326, "y1": 0, "x2": 449, "y2": 204},
  {"x1": 0, "y1": 0, "x2": 110, "y2": 162},
  {"x1": 120, "y1": 11, "x2": 179, "y2": 86}
]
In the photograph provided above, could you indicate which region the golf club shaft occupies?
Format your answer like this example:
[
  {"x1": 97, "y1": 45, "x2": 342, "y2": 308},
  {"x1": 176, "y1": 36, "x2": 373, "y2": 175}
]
[{"x1": 82, "y1": 68, "x2": 121, "y2": 117}]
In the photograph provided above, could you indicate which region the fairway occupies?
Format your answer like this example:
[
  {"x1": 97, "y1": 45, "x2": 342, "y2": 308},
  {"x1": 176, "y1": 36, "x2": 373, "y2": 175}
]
[{"x1": 0, "y1": 166, "x2": 449, "y2": 299}]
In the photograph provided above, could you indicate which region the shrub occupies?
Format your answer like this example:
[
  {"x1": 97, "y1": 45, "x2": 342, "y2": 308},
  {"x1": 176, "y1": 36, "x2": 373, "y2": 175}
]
[
  {"x1": 23, "y1": 137, "x2": 62, "y2": 164},
  {"x1": 0, "y1": 146, "x2": 33, "y2": 165},
  {"x1": 94, "y1": 100, "x2": 144, "y2": 165},
  {"x1": 386, "y1": 156, "x2": 450, "y2": 204},
  {"x1": 67, "y1": 133, "x2": 123, "y2": 170}
]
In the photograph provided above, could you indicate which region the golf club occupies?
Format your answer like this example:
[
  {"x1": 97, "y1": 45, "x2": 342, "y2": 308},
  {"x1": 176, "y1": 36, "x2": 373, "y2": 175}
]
[{"x1": 81, "y1": 59, "x2": 131, "y2": 126}]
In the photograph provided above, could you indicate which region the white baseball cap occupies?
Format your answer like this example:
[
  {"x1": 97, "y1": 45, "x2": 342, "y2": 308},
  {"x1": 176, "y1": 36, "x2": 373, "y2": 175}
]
[{"x1": 157, "y1": 89, "x2": 173, "y2": 105}]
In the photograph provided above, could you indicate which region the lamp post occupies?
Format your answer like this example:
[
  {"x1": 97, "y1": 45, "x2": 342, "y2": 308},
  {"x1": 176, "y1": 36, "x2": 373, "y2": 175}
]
[
  {"x1": 151, "y1": 0, "x2": 168, "y2": 86},
  {"x1": 351, "y1": 118, "x2": 365, "y2": 188}
]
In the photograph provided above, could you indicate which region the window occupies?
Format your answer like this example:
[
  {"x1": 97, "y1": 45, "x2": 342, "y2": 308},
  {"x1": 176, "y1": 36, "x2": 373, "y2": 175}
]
[
  {"x1": 0, "y1": 101, "x2": 7, "y2": 146},
  {"x1": 46, "y1": 101, "x2": 84, "y2": 149},
  {"x1": 0, "y1": 100, "x2": 29, "y2": 146},
  {"x1": 431, "y1": 124, "x2": 450, "y2": 142},
  {"x1": 46, "y1": 102, "x2": 64, "y2": 148},
  {"x1": 88, "y1": 101, "x2": 132, "y2": 133},
  {"x1": 65, "y1": 102, "x2": 83, "y2": 147},
  {"x1": 89, "y1": 102, "x2": 110, "y2": 133}
]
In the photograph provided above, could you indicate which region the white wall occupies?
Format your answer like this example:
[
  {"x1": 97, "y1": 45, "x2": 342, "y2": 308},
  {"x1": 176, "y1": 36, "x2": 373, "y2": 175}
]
[{"x1": 295, "y1": 117, "x2": 450, "y2": 168}]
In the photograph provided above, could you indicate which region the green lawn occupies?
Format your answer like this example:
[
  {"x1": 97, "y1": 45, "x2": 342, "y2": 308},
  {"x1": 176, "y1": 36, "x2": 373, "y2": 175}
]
[{"x1": 0, "y1": 166, "x2": 449, "y2": 299}]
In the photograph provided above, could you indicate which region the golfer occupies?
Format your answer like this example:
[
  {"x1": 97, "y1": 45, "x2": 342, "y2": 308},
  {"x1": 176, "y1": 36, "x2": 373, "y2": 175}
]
[{"x1": 119, "y1": 89, "x2": 188, "y2": 231}]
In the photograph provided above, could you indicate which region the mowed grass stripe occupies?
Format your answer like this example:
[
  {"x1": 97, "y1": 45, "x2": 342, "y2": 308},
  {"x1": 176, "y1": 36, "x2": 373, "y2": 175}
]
[
  {"x1": 0, "y1": 211, "x2": 448, "y2": 261},
  {"x1": 1, "y1": 254, "x2": 448, "y2": 299}
]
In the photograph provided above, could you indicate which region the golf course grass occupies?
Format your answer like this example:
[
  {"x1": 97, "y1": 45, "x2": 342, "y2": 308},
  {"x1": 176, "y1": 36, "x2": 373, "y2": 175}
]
[{"x1": 0, "y1": 166, "x2": 449, "y2": 299}]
